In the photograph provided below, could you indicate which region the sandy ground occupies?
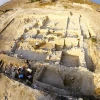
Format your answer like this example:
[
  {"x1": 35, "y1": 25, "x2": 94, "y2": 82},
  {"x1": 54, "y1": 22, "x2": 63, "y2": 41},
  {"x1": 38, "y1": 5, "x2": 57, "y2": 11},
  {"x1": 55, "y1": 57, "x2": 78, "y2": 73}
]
[
  {"x1": 0, "y1": 74, "x2": 55, "y2": 100},
  {"x1": 0, "y1": 0, "x2": 100, "y2": 99}
]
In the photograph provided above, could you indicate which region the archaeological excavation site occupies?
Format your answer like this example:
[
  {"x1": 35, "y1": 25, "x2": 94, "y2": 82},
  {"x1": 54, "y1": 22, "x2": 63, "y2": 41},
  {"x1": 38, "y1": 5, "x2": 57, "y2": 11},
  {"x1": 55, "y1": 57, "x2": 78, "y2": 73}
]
[{"x1": 0, "y1": 0, "x2": 100, "y2": 100}]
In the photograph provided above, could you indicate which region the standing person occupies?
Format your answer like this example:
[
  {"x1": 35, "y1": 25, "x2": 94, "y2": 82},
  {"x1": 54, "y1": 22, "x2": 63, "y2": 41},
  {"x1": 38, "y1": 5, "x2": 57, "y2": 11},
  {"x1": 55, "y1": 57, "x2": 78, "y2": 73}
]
[
  {"x1": 26, "y1": 59, "x2": 29, "y2": 65},
  {"x1": 9, "y1": 63, "x2": 13, "y2": 77},
  {"x1": 4, "y1": 65, "x2": 9, "y2": 75},
  {"x1": 15, "y1": 69, "x2": 19, "y2": 79},
  {"x1": 11, "y1": 68, "x2": 16, "y2": 79}
]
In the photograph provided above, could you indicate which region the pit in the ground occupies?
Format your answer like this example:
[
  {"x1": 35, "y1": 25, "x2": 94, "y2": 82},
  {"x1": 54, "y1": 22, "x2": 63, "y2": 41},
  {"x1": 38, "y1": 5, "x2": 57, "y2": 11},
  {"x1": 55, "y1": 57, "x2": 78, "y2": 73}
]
[{"x1": 60, "y1": 53, "x2": 79, "y2": 67}]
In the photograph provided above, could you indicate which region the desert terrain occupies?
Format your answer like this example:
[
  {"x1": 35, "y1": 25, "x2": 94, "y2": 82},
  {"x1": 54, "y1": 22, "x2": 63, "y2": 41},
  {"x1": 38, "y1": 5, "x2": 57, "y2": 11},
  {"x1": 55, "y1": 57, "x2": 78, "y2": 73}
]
[{"x1": 0, "y1": 0, "x2": 100, "y2": 100}]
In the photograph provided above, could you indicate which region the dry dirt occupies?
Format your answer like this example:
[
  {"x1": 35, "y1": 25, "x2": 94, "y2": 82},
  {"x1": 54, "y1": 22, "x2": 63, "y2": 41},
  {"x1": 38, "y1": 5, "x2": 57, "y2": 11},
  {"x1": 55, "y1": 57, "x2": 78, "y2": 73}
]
[
  {"x1": 0, "y1": 0, "x2": 100, "y2": 100},
  {"x1": 0, "y1": 74, "x2": 54, "y2": 100}
]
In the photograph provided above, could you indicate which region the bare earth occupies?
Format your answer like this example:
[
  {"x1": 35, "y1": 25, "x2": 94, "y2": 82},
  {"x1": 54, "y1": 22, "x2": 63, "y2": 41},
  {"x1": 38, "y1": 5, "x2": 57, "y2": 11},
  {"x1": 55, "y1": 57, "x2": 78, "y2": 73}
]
[{"x1": 0, "y1": 0, "x2": 100, "y2": 100}]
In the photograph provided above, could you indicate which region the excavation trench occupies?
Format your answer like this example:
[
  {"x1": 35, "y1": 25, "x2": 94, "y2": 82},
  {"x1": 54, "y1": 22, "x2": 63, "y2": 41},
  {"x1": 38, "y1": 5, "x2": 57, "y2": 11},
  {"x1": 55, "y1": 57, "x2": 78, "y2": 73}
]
[
  {"x1": 33, "y1": 66, "x2": 95, "y2": 97},
  {"x1": 60, "y1": 52, "x2": 79, "y2": 67}
]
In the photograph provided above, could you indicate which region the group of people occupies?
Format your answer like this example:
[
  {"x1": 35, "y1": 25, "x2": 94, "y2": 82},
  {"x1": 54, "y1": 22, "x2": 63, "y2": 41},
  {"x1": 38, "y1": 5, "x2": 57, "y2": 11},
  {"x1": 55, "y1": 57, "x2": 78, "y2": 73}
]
[{"x1": 0, "y1": 60, "x2": 36, "y2": 85}]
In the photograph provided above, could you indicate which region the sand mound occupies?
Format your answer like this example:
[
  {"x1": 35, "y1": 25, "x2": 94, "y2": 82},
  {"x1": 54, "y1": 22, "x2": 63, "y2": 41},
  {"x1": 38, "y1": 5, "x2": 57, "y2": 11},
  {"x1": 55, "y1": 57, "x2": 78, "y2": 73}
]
[{"x1": 0, "y1": 74, "x2": 52, "y2": 100}]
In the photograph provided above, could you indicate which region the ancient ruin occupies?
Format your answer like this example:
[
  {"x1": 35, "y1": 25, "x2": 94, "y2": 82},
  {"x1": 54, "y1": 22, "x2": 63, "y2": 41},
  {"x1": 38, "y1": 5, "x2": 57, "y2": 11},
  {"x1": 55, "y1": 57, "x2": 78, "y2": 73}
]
[{"x1": 0, "y1": 4, "x2": 100, "y2": 99}]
